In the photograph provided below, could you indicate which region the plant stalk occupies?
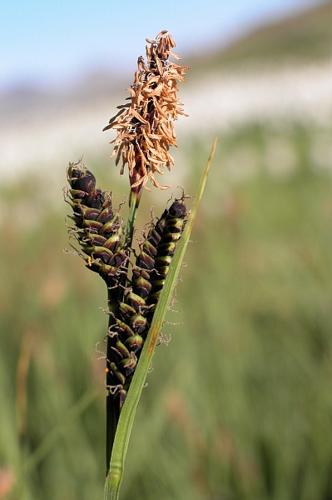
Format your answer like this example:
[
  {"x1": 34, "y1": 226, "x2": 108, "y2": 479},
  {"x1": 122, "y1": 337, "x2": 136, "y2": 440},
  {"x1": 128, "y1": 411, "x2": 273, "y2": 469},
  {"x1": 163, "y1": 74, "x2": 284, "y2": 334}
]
[{"x1": 105, "y1": 186, "x2": 142, "y2": 473}]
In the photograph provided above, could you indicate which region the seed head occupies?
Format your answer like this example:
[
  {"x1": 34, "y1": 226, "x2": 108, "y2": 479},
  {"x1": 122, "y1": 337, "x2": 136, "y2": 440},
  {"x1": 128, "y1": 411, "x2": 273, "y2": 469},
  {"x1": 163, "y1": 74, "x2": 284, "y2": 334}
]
[
  {"x1": 66, "y1": 161, "x2": 127, "y2": 289},
  {"x1": 103, "y1": 30, "x2": 188, "y2": 192}
]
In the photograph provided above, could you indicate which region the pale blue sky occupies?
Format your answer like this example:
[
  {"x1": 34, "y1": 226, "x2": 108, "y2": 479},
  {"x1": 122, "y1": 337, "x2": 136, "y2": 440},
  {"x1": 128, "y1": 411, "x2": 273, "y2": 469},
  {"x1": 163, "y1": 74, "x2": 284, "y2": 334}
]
[{"x1": 1, "y1": 0, "x2": 316, "y2": 89}]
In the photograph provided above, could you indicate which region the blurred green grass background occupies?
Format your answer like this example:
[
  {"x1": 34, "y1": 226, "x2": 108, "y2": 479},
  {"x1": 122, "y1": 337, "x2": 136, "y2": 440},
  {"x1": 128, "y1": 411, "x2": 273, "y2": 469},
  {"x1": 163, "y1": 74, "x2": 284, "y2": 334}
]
[{"x1": 1, "y1": 120, "x2": 332, "y2": 500}]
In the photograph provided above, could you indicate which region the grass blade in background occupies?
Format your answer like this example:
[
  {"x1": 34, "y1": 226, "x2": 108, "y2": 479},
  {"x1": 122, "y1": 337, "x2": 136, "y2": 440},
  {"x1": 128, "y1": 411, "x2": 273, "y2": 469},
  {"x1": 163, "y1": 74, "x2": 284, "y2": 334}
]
[{"x1": 104, "y1": 138, "x2": 218, "y2": 500}]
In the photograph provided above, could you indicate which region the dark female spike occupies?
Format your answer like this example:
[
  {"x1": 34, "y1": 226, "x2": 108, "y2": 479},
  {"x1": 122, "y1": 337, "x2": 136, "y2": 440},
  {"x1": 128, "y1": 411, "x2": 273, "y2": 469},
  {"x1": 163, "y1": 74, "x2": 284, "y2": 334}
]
[
  {"x1": 106, "y1": 197, "x2": 187, "y2": 412},
  {"x1": 66, "y1": 161, "x2": 127, "y2": 291},
  {"x1": 148, "y1": 199, "x2": 187, "y2": 307}
]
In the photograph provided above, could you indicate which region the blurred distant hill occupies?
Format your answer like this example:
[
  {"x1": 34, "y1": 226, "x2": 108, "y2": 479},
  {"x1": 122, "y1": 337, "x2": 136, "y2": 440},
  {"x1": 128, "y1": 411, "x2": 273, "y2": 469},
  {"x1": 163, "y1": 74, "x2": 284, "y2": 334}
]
[
  {"x1": 190, "y1": 0, "x2": 332, "y2": 73},
  {"x1": 1, "y1": 1, "x2": 331, "y2": 178},
  {"x1": 2, "y1": 1, "x2": 331, "y2": 104}
]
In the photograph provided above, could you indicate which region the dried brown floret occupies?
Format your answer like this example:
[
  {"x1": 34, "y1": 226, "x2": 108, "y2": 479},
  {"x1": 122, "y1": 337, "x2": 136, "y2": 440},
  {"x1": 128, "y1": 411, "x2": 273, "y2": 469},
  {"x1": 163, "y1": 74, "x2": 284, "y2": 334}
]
[{"x1": 103, "y1": 30, "x2": 188, "y2": 193}]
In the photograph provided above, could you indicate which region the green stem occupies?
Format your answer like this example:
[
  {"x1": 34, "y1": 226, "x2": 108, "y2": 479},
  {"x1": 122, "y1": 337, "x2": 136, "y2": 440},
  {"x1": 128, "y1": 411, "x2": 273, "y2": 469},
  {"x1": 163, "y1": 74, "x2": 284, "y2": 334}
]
[
  {"x1": 126, "y1": 188, "x2": 142, "y2": 246},
  {"x1": 105, "y1": 186, "x2": 142, "y2": 474}
]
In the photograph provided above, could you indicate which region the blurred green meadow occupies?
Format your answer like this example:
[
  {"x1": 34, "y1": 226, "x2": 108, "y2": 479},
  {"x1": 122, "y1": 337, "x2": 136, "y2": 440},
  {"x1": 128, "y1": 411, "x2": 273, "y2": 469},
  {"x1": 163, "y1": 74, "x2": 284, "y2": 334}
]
[{"x1": 1, "y1": 120, "x2": 332, "y2": 500}]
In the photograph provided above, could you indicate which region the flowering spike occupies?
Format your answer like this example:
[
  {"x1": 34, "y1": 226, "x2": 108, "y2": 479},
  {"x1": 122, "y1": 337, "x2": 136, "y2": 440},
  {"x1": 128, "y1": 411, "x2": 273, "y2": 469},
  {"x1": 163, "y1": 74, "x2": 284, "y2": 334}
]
[
  {"x1": 106, "y1": 197, "x2": 188, "y2": 409},
  {"x1": 103, "y1": 31, "x2": 188, "y2": 194},
  {"x1": 66, "y1": 161, "x2": 127, "y2": 291}
]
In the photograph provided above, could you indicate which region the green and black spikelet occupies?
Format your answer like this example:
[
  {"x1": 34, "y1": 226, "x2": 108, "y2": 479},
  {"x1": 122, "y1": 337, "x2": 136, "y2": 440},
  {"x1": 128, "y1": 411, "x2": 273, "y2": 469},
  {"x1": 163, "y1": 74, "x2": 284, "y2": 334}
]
[
  {"x1": 107, "y1": 198, "x2": 188, "y2": 408},
  {"x1": 66, "y1": 161, "x2": 127, "y2": 292}
]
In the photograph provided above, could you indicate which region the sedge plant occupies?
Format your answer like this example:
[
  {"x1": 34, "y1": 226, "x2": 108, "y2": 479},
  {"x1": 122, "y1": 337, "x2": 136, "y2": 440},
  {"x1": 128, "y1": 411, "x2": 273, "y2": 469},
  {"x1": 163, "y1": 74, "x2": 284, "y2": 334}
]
[{"x1": 65, "y1": 31, "x2": 217, "y2": 500}]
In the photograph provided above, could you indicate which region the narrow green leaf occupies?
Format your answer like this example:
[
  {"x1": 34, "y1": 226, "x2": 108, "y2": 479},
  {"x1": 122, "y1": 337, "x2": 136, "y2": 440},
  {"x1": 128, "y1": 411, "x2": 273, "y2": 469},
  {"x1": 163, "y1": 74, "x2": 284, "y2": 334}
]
[{"x1": 104, "y1": 139, "x2": 218, "y2": 500}]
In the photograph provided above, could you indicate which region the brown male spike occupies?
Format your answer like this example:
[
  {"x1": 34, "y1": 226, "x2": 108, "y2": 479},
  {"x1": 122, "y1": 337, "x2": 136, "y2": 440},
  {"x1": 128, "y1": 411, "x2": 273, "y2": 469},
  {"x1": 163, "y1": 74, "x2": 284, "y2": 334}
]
[{"x1": 103, "y1": 31, "x2": 188, "y2": 196}]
